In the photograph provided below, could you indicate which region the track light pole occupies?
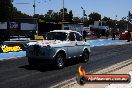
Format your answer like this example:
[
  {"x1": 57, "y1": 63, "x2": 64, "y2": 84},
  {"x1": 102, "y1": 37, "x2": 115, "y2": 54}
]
[
  {"x1": 62, "y1": 0, "x2": 65, "y2": 30},
  {"x1": 33, "y1": 0, "x2": 38, "y2": 35},
  {"x1": 62, "y1": 0, "x2": 64, "y2": 21}
]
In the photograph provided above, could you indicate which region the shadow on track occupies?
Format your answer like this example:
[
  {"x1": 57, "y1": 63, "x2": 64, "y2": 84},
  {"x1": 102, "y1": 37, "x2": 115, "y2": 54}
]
[{"x1": 18, "y1": 58, "x2": 85, "y2": 72}]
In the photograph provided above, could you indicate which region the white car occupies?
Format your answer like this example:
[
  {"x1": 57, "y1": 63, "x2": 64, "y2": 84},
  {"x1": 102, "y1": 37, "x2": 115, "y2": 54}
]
[{"x1": 26, "y1": 30, "x2": 90, "y2": 68}]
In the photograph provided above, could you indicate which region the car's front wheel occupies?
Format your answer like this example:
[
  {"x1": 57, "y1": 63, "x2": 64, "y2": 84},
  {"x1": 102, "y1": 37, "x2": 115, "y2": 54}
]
[
  {"x1": 28, "y1": 58, "x2": 36, "y2": 66},
  {"x1": 55, "y1": 53, "x2": 65, "y2": 69}
]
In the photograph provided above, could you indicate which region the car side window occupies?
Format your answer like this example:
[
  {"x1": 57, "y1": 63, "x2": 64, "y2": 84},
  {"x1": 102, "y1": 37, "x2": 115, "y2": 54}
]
[
  {"x1": 69, "y1": 32, "x2": 75, "y2": 41},
  {"x1": 75, "y1": 32, "x2": 82, "y2": 41}
]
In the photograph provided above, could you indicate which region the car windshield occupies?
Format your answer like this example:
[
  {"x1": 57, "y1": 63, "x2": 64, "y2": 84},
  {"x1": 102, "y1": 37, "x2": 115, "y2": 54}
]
[{"x1": 45, "y1": 32, "x2": 68, "y2": 41}]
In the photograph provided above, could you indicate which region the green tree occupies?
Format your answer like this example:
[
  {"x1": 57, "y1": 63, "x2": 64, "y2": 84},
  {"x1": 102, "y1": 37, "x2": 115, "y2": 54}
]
[
  {"x1": 33, "y1": 14, "x2": 40, "y2": 18},
  {"x1": 38, "y1": 14, "x2": 44, "y2": 19},
  {"x1": 60, "y1": 8, "x2": 67, "y2": 14},
  {"x1": 0, "y1": 0, "x2": 13, "y2": 22},
  {"x1": 60, "y1": 8, "x2": 68, "y2": 21},
  {"x1": 102, "y1": 16, "x2": 111, "y2": 21},
  {"x1": 117, "y1": 20, "x2": 127, "y2": 32},
  {"x1": 51, "y1": 12, "x2": 60, "y2": 22},
  {"x1": 84, "y1": 19, "x2": 91, "y2": 27},
  {"x1": 59, "y1": 8, "x2": 73, "y2": 22},
  {"x1": 44, "y1": 10, "x2": 53, "y2": 21},
  {"x1": 88, "y1": 12, "x2": 101, "y2": 24},
  {"x1": 102, "y1": 16, "x2": 115, "y2": 28},
  {"x1": 67, "y1": 10, "x2": 73, "y2": 21},
  {"x1": 73, "y1": 17, "x2": 81, "y2": 22},
  {"x1": 43, "y1": 8, "x2": 73, "y2": 22}
]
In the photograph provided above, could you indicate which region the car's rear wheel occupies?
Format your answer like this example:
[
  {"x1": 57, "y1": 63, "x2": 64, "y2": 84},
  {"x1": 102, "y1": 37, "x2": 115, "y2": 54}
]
[
  {"x1": 81, "y1": 49, "x2": 89, "y2": 63},
  {"x1": 55, "y1": 53, "x2": 65, "y2": 69}
]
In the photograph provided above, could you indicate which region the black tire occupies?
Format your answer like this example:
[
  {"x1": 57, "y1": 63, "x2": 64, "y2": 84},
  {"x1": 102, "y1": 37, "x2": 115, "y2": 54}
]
[
  {"x1": 81, "y1": 49, "x2": 89, "y2": 63},
  {"x1": 55, "y1": 53, "x2": 65, "y2": 69},
  {"x1": 28, "y1": 58, "x2": 36, "y2": 66}
]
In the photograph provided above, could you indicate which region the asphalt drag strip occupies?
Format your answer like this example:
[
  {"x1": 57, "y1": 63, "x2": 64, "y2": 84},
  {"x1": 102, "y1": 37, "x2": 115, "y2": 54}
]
[{"x1": 0, "y1": 44, "x2": 132, "y2": 88}]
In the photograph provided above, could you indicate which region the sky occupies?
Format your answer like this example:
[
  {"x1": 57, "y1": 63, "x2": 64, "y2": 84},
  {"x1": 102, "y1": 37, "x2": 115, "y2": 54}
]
[{"x1": 13, "y1": 0, "x2": 132, "y2": 20}]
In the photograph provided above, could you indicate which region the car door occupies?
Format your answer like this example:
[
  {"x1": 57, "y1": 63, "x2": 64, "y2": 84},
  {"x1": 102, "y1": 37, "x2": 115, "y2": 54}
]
[
  {"x1": 75, "y1": 32, "x2": 84, "y2": 56},
  {"x1": 67, "y1": 32, "x2": 78, "y2": 58}
]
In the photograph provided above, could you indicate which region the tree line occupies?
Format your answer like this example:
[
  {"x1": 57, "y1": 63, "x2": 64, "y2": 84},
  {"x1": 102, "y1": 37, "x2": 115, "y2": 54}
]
[{"x1": 0, "y1": 0, "x2": 132, "y2": 31}]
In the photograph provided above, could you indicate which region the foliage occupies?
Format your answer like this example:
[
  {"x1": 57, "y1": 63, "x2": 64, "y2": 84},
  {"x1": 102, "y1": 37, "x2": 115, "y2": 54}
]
[
  {"x1": 0, "y1": 0, "x2": 31, "y2": 22},
  {"x1": 0, "y1": 1, "x2": 131, "y2": 30},
  {"x1": 88, "y1": 12, "x2": 101, "y2": 24},
  {"x1": 117, "y1": 20, "x2": 127, "y2": 31},
  {"x1": 73, "y1": 17, "x2": 81, "y2": 22},
  {"x1": 0, "y1": 0, "x2": 13, "y2": 22},
  {"x1": 13, "y1": 7, "x2": 32, "y2": 19},
  {"x1": 38, "y1": 8, "x2": 73, "y2": 22},
  {"x1": 102, "y1": 16, "x2": 115, "y2": 28}
]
